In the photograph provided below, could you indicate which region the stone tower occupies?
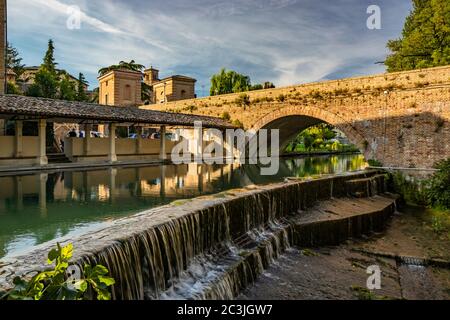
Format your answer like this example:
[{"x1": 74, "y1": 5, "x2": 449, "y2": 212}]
[
  {"x1": 144, "y1": 66, "x2": 160, "y2": 86},
  {"x1": 0, "y1": 0, "x2": 6, "y2": 95},
  {"x1": 98, "y1": 69, "x2": 142, "y2": 107}
]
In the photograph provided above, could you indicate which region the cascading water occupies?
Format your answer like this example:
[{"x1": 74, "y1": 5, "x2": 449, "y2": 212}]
[{"x1": 63, "y1": 171, "x2": 389, "y2": 301}]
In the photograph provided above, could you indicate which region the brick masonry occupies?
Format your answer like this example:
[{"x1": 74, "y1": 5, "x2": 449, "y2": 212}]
[{"x1": 142, "y1": 66, "x2": 450, "y2": 169}]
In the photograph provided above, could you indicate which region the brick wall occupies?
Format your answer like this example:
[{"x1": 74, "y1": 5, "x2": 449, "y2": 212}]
[{"x1": 142, "y1": 66, "x2": 450, "y2": 169}]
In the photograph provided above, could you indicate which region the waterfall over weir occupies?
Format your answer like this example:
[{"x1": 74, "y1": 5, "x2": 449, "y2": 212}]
[{"x1": 0, "y1": 171, "x2": 393, "y2": 300}]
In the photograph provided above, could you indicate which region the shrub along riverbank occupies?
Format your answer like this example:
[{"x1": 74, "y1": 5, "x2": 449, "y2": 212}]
[{"x1": 388, "y1": 158, "x2": 450, "y2": 239}]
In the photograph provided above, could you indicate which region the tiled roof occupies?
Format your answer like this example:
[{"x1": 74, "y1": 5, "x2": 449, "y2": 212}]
[{"x1": 0, "y1": 95, "x2": 235, "y2": 129}]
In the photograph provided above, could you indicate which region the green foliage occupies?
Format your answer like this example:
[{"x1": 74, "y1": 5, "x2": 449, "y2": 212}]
[
  {"x1": 6, "y1": 42, "x2": 25, "y2": 78},
  {"x1": 385, "y1": 0, "x2": 450, "y2": 72},
  {"x1": 141, "y1": 82, "x2": 152, "y2": 103},
  {"x1": 221, "y1": 111, "x2": 231, "y2": 121},
  {"x1": 232, "y1": 119, "x2": 244, "y2": 129},
  {"x1": 276, "y1": 94, "x2": 286, "y2": 102},
  {"x1": 426, "y1": 158, "x2": 450, "y2": 209},
  {"x1": 263, "y1": 82, "x2": 275, "y2": 89},
  {"x1": 42, "y1": 39, "x2": 57, "y2": 74},
  {"x1": 285, "y1": 124, "x2": 359, "y2": 154},
  {"x1": 77, "y1": 73, "x2": 88, "y2": 102},
  {"x1": 210, "y1": 68, "x2": 251, "y2": 96},
  {"x1": 90, "y1": 87, "x2": 100, "y2": 103},
  {"x1": 6, "y1": 82, "x2": 21, "y2": 95},
  {"x1": 98, "y1": 60, "x2": 145, "y2": 76},
  {"x1": 390, "y1": 172, "x2": 429, "y2": 206},
  {"x1": 235, "y1": 93, "x2": 250, "y2": 107},
  {"x1": 250, "y1": 84, "x2": 263, "y2": 91},
  {"x1": 28, "y1": 69, "x2": 58, "y2": 99},
  {"x1": 58, "y1": 73, "x2": 77, "y2": 101},
  {"x1": 368, "y1": 159, "x2": 384, "y2": 167},
  {"x1": 2, "y1": 243, "x2": 115, "y2": 301},
  {"x1": 431, "y1": 216, "x2": 445, "y2": 234}
]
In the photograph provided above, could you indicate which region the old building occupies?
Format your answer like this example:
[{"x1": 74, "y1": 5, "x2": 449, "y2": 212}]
[
  {"x1": 18, "y1": 66, "x2": 89, "y2": 93},
  {"x1": 98, "y1": 69, "x2": 142, "y2": 107},
  {"x1": 143, "y1": 67, "x2": 196, "y2": 104},
  {"x1": 98, "y1": 65, "x2": 196, "y2": 107}
]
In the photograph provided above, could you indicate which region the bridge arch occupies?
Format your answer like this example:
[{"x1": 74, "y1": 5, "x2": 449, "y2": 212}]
[{"x1": 250, "y1": 105, "x2": 368, "y2": 156}]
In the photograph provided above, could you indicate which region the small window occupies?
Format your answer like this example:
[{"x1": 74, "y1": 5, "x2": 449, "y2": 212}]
[
  {"x1": 181, "y1": 90, "x2": 186, "y2": 98},
  {"x1": 124, "y1": 85, "x2": 132, "y2": 100},
  {"x1": 105, "y1": 94, "x2": 109, "y2": 105}
]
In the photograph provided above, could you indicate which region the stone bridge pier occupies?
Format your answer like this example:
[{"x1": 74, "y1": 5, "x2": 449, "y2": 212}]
[{"x1": 143, "y1": 66, "x2": 450, "y2": 169}]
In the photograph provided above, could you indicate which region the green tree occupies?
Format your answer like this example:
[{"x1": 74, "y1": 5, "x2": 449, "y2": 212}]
[
  {"x1": 210, "y1": 68, "x2": 251, "y2": 96},
  {"x1": 26, "y1": 40, "x2": 59, "y2": 99},
  {"x1": 28, "y1": 69, "x2": 58, "y2": 98},
  {"x1": 42, "y1": 39, "x2": 57, "y2": 74},
  {"x1": 385, "y1": 0, "x2": 450, "y2": 72},
  {"x1": 6, "y1": 82, "x2": 21, "y2": 95},
  {"x1": 98, "y1": 60, "x2": 145, "y2": 76},
  {"x1": 263, "y1": 82, "x2": 276, "y2": 89},
  {"x1": 59, "y1": 73, "x2": 77, "y2": 101},
  {"x1": 90, "y1": 87, "x2": 99, "y2": 103},
  {"x1": 6, "y1": 42, "x2": 25, "y2": 78},
  {"x1": 141, "y1": 82, "x2": 152, "y2": 103},
  {"x1": 76, "y1": 73, "x2": 88, "y2": 101}
]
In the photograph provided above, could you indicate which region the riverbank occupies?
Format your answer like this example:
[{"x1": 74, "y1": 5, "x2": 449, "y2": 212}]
[
  {"x1": 282, "y1": 151, "x2": 361, "y2": 157},
  {"x1": 239, "y1": 205, "x2": 450, "y2": 300}
]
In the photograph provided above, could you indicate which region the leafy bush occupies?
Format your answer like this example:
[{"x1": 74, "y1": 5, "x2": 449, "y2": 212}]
[
  {"x1": 221, "y1": 111, "x2": 231, "y2": 121},
  {"x1": 426, "y1": 159, "x2": 450, "y2": 210},
  {"x1": 389, "y1": 172, "x2": 428, "y2": 206},
  {"x1": 367, "y1": 159, "x2": 383, "y2": 167},
  {"x1": 235, "y1": 94, "x2": 250, "y2": 107},
  {"x1": 276, "y1": 94, "x2": 286, "y2": 102},
  {"x1": 232, "y1": 119, "x2": 244, "y2": 129},
  {"x1": 1, "y1": 243, "x2": 115, "y2": 300}
]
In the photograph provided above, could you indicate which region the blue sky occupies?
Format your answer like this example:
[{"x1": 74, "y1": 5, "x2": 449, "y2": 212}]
[{"x1": 8, "y1": 0, "x2": 412, "y2": 94}]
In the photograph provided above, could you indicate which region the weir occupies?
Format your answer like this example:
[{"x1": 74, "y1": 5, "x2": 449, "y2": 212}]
[{"x1": 0, "y1": 171, "x2": 398, "y2": 300}]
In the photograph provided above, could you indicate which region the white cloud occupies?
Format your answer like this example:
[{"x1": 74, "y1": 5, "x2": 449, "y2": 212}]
[{"x1": 8, "y1": 0, "x2": 412, "y2": 91}]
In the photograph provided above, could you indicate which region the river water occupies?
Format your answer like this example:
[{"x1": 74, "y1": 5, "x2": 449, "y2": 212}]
[{"x1": 0, "y1": 154, "x2": 366, "y2": 259}]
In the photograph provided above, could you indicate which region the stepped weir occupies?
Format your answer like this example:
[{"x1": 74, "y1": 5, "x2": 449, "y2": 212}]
[{"x1": 0, "y1": 171, "x2": 399, "y2": 300}]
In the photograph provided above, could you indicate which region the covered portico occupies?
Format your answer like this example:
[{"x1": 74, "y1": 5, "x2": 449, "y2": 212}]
[{"x1": 0, "y1": 95, "x2": 235, "y2": 169}]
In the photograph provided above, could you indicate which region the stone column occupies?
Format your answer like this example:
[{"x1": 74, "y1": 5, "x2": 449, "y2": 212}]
[
  {"x1": 160, "y1": 165, "x2": 166, "y2": 199},
  {"x1": 83, "y1": 124, "x2": 92, "y2": 156},
  {"x1": 37, "y1": 119, "x2": 48, "y2": 166},
  {"x1": 137, "y1": 129, "x2": 143, "y2": 155},
  {"x1": 15, "y1": 120, "x2": 23, "y2": 158},
  {"x1": 194, "y1": 124, "x2": 203, "y2": 163},
  {"x1": 159, "y1": 125, "x2": 167, "y2": 161},
  {"x1": 197, "y1": 164, "x2": 203, "y2": 193},
  {"x1": 109, "y1": 123, "x2": 117, "y2": 163}
]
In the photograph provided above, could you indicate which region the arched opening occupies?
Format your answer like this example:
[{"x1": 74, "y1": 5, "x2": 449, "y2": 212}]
[
  {"x1": 242, "y1": 111, "x2": 369, "y2": 183},
  {"x1": 251, "y1": 106, "x2": 368, "y2": 157}
]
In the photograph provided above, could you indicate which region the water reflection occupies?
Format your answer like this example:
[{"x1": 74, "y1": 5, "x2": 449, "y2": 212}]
[{"x1": 0, "y1": 154, "x2": 366, "y2": 258}]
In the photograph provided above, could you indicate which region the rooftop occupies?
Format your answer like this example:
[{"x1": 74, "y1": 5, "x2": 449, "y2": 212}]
[{"x1": 0, "y1": 95, "x2": 235, "y2": 129}]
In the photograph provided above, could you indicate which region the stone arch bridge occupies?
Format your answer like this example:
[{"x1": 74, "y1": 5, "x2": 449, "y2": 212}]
[{"x1": 142, "y1": 66, "x2": 450, "y2": 169}]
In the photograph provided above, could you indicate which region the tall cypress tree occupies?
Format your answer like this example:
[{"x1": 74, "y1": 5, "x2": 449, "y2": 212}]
[
  {"x1": 385, "y1": 0, "x2": 450, "y2": 72},
  {"x1": 42, "y1": 39, "x2": 57, "y2": 74},
  {"x1": 76, "y1": 73, "x2": 88, "y2": 101}
]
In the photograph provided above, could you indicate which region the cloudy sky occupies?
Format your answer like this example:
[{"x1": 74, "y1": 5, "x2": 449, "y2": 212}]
[{"x1": 8, "y1": 0, "x2": 412, "y2": 94}]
